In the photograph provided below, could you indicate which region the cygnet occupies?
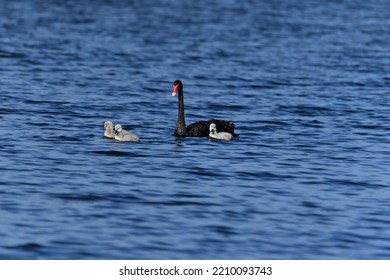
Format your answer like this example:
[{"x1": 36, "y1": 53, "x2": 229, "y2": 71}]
[
  {"x1": 114, "y1": 124, "x2": 139, "y2": 142},
  {"x1": 104, "y1": 121, "x2": 115, "y2": 139},
  {"x1": 209, "y1": 123, "x2": 233, "y2": 141}
]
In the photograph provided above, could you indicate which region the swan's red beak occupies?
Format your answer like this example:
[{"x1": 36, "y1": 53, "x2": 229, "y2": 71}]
[{"x1": 172, "y1": 84, "x2": 179, "y2": 96}]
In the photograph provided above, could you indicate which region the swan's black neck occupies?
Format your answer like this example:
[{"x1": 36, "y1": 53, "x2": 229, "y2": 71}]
[{"x1": 175, "y1": 88, "x2": 188, "y2": 136}]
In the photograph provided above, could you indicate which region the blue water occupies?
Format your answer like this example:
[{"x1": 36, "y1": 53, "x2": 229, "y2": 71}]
[{"x1": 1, "y1": 0, "x2": 390, "y2": 259}]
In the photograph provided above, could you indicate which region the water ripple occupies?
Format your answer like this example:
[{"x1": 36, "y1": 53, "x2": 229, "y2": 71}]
[{"x1": 1, "y1": 0, "x2": 390, "y2": 260}]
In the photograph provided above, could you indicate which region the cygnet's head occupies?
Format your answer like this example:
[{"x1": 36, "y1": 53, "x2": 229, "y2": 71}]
[
  {"x1": 114, "y1": 124, "x2": 123, "y2": 134},
  {"x1": 104, "y1": 121, "x2": 113, "y2": 130},
  {"x1": 209, "y1": 123, "x2": 217, "y2": 133}
]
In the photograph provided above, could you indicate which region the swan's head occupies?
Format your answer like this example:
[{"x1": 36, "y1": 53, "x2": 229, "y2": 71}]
[
  {"x1": 172, "y1": 80, "x2": 183, "y2": 96},
  {"x1": 114, "y1": 124, "x2": 122, "y2": 134},
  {"x1": 104, "y1": 121, "x2": 113, "y2": 130},
  {"x1": 209, "y1": 123, "x2": 217, "y2": 133}
]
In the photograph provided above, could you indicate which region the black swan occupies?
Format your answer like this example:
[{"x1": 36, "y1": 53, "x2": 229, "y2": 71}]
[{"x1": 171, "y1": 80, "x2": 235, "y2": 137}]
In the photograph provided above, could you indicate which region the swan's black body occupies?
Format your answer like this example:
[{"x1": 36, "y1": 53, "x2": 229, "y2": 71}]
[{"x1": 172, "y1": 80, "x2": 235, "y2": 137}]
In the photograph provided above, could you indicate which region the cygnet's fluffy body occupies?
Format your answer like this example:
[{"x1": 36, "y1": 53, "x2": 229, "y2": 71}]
[
  {"x1": 114, "y1": 124, "x2": 139, "y2": 142},
  {"x1": 104, "y1": 121, "x2": 115, "y2": 139},
  {"x1": 209, "y1": 123, "x2": 233, "y2": 141}
]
